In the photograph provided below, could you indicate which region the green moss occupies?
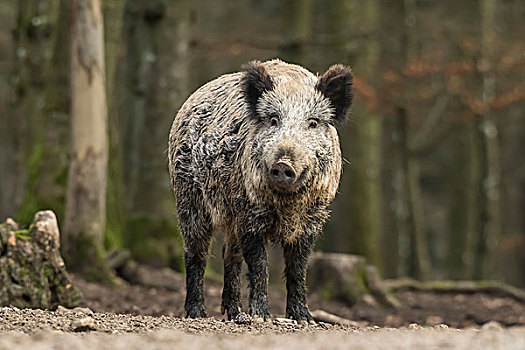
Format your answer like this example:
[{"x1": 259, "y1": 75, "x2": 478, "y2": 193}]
[
  {"x1": 43, "y1": 267, "x2": 52, "y2": 278},
  {"x1": 14, "y1": 229, "x2": 31, "y2": 241},
  {"x1": 356, "y1": 268, "x2": 369, "y2": 292}
]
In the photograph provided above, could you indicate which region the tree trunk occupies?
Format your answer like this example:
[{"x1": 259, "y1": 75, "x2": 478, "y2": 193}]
[
  {"x1": 446, "y1": 122, "x2": 477, "y2": 279},
  {"x1": 472, "y1": 0, "x2": 501, "y2": 280},
  {"x1": 344, "y1": 0, "x2": 383, "y2": 268},
  {"x1": 392, "y1": 108, "x2": 430, "y2": 279},
  {"x1": 64, "y1": 0, "x2": 110, "y2": 280},
  {"x1": 103, "y1": 0, "x2": 126, "y2": 249},
  {"x1": 120, "y1": 0, "x2": 190, "y2": 267},
  {"x1": 4, "y1": 0, "x2": 70, "y2": 225}
]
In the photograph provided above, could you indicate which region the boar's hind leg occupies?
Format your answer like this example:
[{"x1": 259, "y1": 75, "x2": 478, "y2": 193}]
[
  {"x1": 283, "y1": 234, "x2": 316, "y2": 322},
  {"x1": 177, "y1": 195, "x2": 212, "y2": 318},
  {"x1": 221, "y1": 234, "x2": 243, "y2": 320},
  {"x1": 239, "y1": 228, "x2": 271, "y2": 321}
]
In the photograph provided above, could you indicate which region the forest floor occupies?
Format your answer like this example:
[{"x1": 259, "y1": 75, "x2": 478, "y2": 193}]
[{"x1": 1, "y1": 272, "x2": 525, "y2": 349}]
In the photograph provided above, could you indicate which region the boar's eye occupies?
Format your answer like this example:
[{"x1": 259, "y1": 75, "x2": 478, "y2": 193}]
[
  {"x1": 269, "y1": 115, "x2": 279, "y2": 127},
  {"x1": 308, "y1": 119, "x2": 318, "y2": 129}
]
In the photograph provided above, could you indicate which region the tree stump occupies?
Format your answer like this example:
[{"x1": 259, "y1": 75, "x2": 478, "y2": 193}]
[
  {"x1": 0, "y1": 211, "x2": 82, "y2": 309},
  {"x1": 307, "y1": 252, "x2": 400, "y2": 307}
]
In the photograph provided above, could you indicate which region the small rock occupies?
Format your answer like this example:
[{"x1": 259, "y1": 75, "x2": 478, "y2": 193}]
[
  {"x1": 56, "y1": 305, "x2": 69, "y2": 313},
  {"x1": 234, "y1": 312, "x2": 252, "y2": 325},
  {"x1": 481, "y1": 321, "x2": 503, "y2": 331},
  {"x1": 408, "y1": 323, "x2": 421, "y2": 330},
  {"x1": 71, "y1": 317, "x2": 96, "y2": 332},
  {"x1": 274, "y1": 317, "x2": 297, "y2": 325},
  {"x1": 435, "y1": 324, "x2": 449, "y2": 330},
  {"x1": 426, "y1": 315, "x2": 444, "y2": 326},
  {"x1": 73, "y1": 307, "x2": 93, "y2": 314}
]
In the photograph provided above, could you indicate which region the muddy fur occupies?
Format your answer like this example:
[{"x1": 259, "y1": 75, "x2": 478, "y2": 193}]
[{"x1": 168, "y1": 59, "x2": 353, "y2": 321}]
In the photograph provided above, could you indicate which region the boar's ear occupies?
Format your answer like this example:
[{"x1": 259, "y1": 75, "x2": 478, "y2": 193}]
[
  {"x1": 241, "y1": 61, "x2": 274, "y2": 117},
  {"x1": 316, "y1": 64, "x2": 353, "y2": 124}
]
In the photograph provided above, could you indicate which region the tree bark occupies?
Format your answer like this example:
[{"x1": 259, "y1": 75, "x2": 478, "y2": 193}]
[{"x1": 64, "y1": 0, "x2": 110, "y2": 280}]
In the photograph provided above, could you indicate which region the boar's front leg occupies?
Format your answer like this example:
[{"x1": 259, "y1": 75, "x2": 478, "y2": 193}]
[
  {"x1": 283, "y1": 233, "x2": 316, "y2": 322},
  {"x1": 239, "y1": 221, "x2": 271, "y2": 321}
]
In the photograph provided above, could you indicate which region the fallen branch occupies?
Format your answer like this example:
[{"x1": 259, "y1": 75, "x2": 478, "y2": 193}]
[
  {"x1": 311, "y1": 309, "x2": 362, "y2": 327},
  {"x1": 385, "y1": 279, "x2": 525, "y2": 304}
]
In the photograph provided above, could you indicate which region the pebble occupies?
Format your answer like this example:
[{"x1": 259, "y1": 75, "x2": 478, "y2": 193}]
[
  {"x1": 481, "y1": 321, "x2": 503, "y2": 331},
  {"x1": 71, "y1": 317, "x2": 97, "y2": 332}
]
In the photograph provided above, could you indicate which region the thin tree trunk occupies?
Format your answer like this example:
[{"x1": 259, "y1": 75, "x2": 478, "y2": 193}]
[
  {"x1": 64, "y1": 0, "x2": 110, "y2": 280},
  {"x1": 446, "y1": 123, "x2": 477, "y2": 279},
  {"x1": 472, "y1": 0, "x2": 501, "y2": 280}
]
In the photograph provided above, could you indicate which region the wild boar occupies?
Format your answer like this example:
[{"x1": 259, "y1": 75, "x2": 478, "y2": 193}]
[{"x1": 168, "y1": 59, "x2": 353, "y2": 322}]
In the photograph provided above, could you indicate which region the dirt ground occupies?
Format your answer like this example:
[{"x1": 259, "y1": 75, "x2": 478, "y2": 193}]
[
  {"x1": 73, "y1": 273, "x2": 525, "y2": 328},
  {"x1": 1, "y1": 272, "x2": 525, "y2": 349}
]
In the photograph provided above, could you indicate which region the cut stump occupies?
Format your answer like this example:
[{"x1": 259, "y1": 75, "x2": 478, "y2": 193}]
[{"x1": 0, "y1": 211, "x2": 82, "y2": 309}]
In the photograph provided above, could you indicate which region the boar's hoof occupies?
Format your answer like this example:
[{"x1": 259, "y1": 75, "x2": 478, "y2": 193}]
[
  {"x1": 221, "y1": 302, "x2": 242, "y2": 320},
  {"x1": 287, "y1": 305, "x2": 314, "y2": 323},
  {"x1": 249, "y1": 303, "x2": 271, "y2": 321}
]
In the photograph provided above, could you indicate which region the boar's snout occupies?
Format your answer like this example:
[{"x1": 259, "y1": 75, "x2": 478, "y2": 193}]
[{"x1": 269, "y1": 160, "x2": 297, "y2": 190}]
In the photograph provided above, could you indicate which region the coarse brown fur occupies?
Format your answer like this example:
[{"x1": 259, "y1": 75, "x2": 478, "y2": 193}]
[{"x1": 168, "y1": 59, "x2": 353, "y2": 321}]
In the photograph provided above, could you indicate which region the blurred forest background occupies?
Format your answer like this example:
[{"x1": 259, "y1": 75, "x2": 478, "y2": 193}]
[{"x1": 0, "y1": 0, "x2": 524, "y2": 286}]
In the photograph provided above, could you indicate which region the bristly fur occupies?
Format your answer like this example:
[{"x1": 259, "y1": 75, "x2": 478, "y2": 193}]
[
  {"x1": 241, "y1": 61, "x2": 275, "y2": 117},
  {"x1": 168, "y1": 58, "x2": 353, "y2": 322},
  {"x1": 315, "y1": 64, "x2": 353, "y2": 124}
]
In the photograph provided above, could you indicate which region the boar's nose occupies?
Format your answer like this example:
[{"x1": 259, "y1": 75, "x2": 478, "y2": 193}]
[{"x1": 270, "y1": 161, "x2": 297, "y2": 188}]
